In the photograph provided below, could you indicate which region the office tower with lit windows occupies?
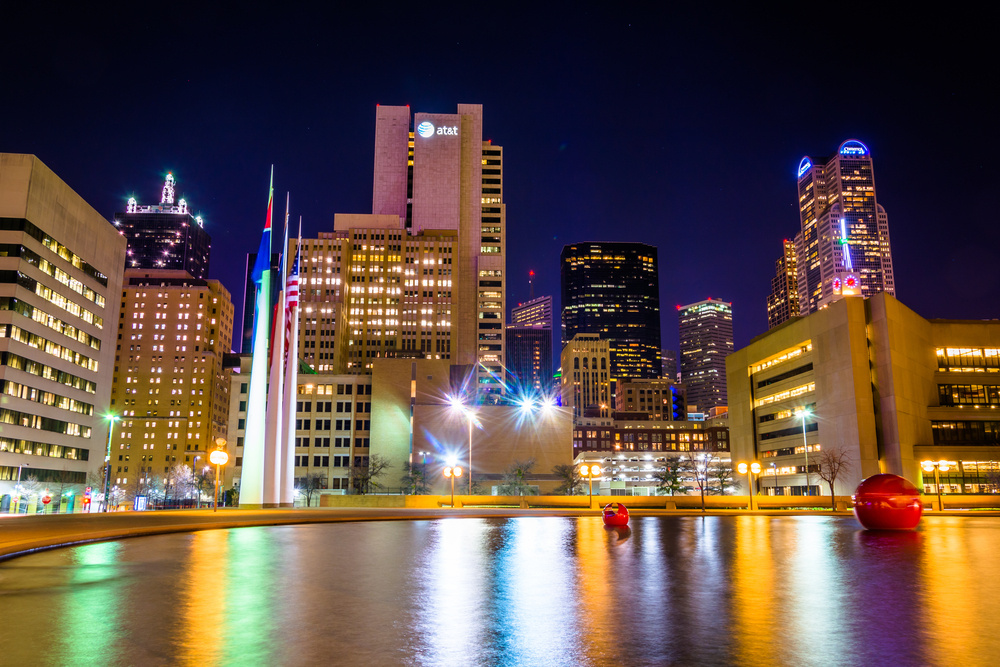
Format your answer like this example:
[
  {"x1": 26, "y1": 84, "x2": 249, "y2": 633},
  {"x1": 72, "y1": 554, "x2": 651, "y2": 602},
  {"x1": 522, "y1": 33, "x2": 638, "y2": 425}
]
[
  {"x1": 679, "y1": 298, "x2": 733, "y2": 412},
  {"x1": 295, "y1": 214, "x2": 457, "y2": 374},
  {"x1": 794, "y1": 140, "x2": 894, "y2": 314},
  {"x1": 560, "y1": 333, "x2": 611, "y2": 420},
  {"x1": 512, "y1": 296, "x2": 553, "y2": 328},
  {"x1": 0, "y1": 154, "x2": 126, "y2": 497},
  {"x1": 108, "y1": 269, "x2": 234, "y2": 493},
  {"x1": 506, "y1": 327, "x2": 552, "y2": 396},
  {"x1": 372, "y1": 104, "x2": 506, "y2": 397},
  {"x1": 113, "y1": 173, "x2": 211, "y2": 279},
  {"x1": 766, "y1": 239, "x2": 799, "y2": 329},
  {"x1": 661, "y1": 349, "x2": 678, "y2": 381},
  {"x1": 561, "y1": 242, "x2": 661, "y2": 381}
]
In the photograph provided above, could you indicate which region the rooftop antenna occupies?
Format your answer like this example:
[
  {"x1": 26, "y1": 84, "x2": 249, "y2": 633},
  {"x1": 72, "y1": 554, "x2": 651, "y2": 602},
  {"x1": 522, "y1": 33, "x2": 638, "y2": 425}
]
[{"x1": 529, "y1": 270, "x2": 535, "y2": 300}]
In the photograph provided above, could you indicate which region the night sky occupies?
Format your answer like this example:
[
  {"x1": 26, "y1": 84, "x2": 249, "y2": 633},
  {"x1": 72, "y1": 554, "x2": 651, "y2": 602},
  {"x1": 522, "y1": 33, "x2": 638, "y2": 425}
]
[{"x1": 4, "y1": 5, "x2": 996, "y2": 353}]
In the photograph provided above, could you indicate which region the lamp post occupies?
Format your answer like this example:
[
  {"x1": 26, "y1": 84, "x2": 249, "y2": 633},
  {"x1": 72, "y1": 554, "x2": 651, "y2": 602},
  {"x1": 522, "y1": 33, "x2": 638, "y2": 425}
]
[
  {"x1": 210, "y1": 449, "x2": 229, "y2": 513},
  {"x1": 737, "y1": 461, "x2": 762, "y2": 511},
  {"x1": 579, "y1": 463, "x2": 603, "y2": 507},
  {"x1": 921, "y1": 460, "x2": 951, "y2": 511},
  {"x1": 794, "y1": 407, "x2": 812, "y2": 496},
  {"x1": 696, "y1": 453, "x2": 712, "y2": 513},
  {"x1": 450, "y1": 397, "x2": 475, "y2": 496},
  {"x1": 192, "y1": 455, "x2": 202, "y2": 508},
  {"x1": 770, "y1": 462, "x2": 777, "y2": 496},
  {"x1": 443, "y1": 464, "x2": 463, "y2": 508},
  {"x1": 103, "y1": 414, "x2": 119, "y2": 512}
]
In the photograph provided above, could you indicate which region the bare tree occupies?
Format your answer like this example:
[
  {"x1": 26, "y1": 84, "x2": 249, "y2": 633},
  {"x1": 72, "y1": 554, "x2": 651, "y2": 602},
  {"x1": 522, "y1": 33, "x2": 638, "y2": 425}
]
[
  {"x1": 297, "y1": 472, "x2": 327, "y2": 506},
  {"x1": 552, "y1": 464, "x2": 583, "y2": 495},
  {"x1": 707, "y1": 459, "x2": 736, "y2": 495},
  {"x1": 351, "y1": 455, "x2": 392, "y2": 495},
  {"x1": 815, "y1": 446, "x2": 853, "y2": 510}
]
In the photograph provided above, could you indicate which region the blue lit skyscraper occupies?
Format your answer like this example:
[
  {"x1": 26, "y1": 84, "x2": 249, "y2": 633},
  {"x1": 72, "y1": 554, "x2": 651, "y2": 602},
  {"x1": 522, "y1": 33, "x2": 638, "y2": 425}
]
[{"x1": 794, "y1": 140, "x2": 895, "y2": 314}]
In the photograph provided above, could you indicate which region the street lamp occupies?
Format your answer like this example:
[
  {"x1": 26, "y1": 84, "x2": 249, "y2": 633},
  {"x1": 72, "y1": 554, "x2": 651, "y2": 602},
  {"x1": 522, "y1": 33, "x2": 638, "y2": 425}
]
[
  {"x1": 210, "y1": 449, "x2": 229, "y2": 513},
  {"x1": 770, "y1": 462, "x2": 777, "y2": 496},
  {"x1": 737, "y1": 461, "x2": 762, "y2": 511},
  {"x1": 579, "y1": 463, "x2": 603, "y2": 506},
  {"x1": 192, "y1": 454, "x2": 202, "y2": 508},
  {"x1": 450, "y1": 397, "x2": 476, "y2": 496},
  {"x1": 103, "y1": 414, "x2": 119, "y2": 513},
  {"x1": 794, "y1": 407, "x2": 812, "y2": 496},
  {"x1": 921, "y1": 460, "x2": 951, "y2": 511},
  {"x1": 443, "y1": 464, "x2": 463, "y2": 508},
  {"x1": 695, "y1": 453, "x2": 713, "y2": 513}
]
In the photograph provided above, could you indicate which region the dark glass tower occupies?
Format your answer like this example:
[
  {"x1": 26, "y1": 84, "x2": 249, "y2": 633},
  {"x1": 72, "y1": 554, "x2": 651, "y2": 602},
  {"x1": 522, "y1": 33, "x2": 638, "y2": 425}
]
[
  {"x1": 679, "y1": 298, "x2": 733, "y2": 412},
  {"x1": 113, "y1": 173, "x2": 211, "y2": 279},
  {"x1": 560, "y1": 242, "x2": 662, "y2": 380}
]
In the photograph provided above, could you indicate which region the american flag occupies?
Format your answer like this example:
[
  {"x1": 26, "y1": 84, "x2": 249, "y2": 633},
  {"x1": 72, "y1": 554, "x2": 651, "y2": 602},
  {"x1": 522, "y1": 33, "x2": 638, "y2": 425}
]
[{"x1": 283, "y1": 241, "x2": 300, "y2": 365}]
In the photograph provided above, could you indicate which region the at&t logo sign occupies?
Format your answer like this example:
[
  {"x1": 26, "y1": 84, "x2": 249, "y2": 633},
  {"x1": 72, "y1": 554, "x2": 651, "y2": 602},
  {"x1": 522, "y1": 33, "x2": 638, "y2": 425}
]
[{"x1": 416, "y1": 121, "x2": 459, "y2": 138}]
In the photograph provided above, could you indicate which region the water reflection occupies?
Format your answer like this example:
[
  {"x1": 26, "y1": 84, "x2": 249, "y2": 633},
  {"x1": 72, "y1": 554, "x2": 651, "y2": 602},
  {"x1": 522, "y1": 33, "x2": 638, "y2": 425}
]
[{"x1": 2, "y1": 516, "x2": 1000, "y2": 666}]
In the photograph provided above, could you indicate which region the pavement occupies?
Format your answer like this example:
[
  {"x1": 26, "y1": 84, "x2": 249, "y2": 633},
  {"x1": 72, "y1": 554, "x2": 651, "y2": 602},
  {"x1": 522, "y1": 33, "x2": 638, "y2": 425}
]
[{"x1": 3, "y1": 506, "x2": 997, "y2": 562}]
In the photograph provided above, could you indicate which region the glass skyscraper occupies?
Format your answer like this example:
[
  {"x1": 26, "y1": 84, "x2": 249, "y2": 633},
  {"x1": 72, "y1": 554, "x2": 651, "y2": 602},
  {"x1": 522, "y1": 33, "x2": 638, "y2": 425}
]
[
  {"x1": 794, "y1": 140, "x2": 895, "y2": 314},
  {"x1": 560, "y1": 242, "x2": 661, "y2": 381},
  {"x1": 679, "y1": 298, "x2": 733, "y2": 413}
]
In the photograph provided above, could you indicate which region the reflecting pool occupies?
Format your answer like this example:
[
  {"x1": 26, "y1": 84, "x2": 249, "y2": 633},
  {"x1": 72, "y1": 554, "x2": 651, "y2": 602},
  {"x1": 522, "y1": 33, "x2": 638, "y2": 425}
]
[{"x1": 1, "y1": 515, "x2": 999, "y2": 666}]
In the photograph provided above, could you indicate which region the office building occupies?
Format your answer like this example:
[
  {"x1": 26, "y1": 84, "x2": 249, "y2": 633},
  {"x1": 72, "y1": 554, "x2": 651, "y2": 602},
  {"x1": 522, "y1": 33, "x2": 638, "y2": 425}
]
[
  {"x1": 512, "y1": 296, "x2": 553, "y2": 328},
  {"x1": 561, "y1": 242, "x2": 661, "y2": 380},
  {"x1": 794, "y1": 140, "x2": 895, "y2": 315},
  {"x1": 679, "y1": 298, "x2": 733, "y2": 412},
  {"x1": 506, "y1": 326, "x2": 552, "y2": 396},
  {"x1": 229, "y1": 358, "x2": 372, "y2": 495},
  {"x1": 727, "y1": 293, "x2": 1000, "y2": 498},
  {"x1": 615, "y1": 378, "x2": 685, "y2": 421},
  {"x1": 561, "y1": 333, "x2": 611, "y2": 420},
  {"x1": 108, "y1": 270, "x2": 234, "y2": 492},
  {"x1": 372, "y1": 104, "x2": 506, "y2": 397},
  {"x1": 766, "y1": 239, "x2": 799, "y2": 329},
  {"x1": 294, "y1": 215, "x2": 457, "y2": 374},
  {"x1": 239, "y1": 251, "x2": 280, "y2": 353},
  {"x1": 0, "y1": 154, "x2": 126, "y2": 498},
  {"x1": 113, "y1": 173, "x2": 211, "y2": 279},
  {"x1": 661, "y1": 349, "x2": 678, "y2": 381}
]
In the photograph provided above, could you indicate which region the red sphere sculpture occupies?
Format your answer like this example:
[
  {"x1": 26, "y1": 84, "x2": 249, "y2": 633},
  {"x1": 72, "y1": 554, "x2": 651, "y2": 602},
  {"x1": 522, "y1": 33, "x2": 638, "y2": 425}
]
[
  {"x1": 852, "y1": 474, "x2": 923, "y2": 531},
  {"x1": 602, "y1": 502, "x2": 630, "y2": 527}
]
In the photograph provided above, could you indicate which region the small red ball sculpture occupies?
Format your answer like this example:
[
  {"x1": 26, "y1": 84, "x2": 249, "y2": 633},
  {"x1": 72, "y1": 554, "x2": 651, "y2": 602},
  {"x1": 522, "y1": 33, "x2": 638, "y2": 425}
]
[
  {"x1": 602, "y1": 502, "x2": 630, "y2": 527},
  {"x1": 852, "y1": 474, "x2": 923, "y2": 531}
]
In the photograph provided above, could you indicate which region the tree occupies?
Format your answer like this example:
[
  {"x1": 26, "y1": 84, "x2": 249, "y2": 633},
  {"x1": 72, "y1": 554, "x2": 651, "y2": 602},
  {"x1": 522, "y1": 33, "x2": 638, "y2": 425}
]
[
  {"x1": 192, "y1": 466, "x2": 214, "y2": 508},
  {"x1": 297, "y1": 472, "x2": 327, "y2": 506},
  {"x1": 399, "y1": 463, "x2": 429, "y2": 495},
  {"x1": 164, "y1": 464, "x2": 194, "y2": 506},
  {"x1": 498, "y1": 459, "x2": 535, "y2": 496},
  {"x1": 653, "y1": 458, "x2": 691, "y2": 496},
  {"x1": 707, "y1": 459, "x2": 736, "y2": 495},
  {"x1": 815, "y1": 446, "x2": 853, "y2": 510},
  {"x1": 552, "y1": 464, "x2": 583, "y2": 495},
  {"x1": 351, "y1": 454, "x2": 392, "y2": 495}
]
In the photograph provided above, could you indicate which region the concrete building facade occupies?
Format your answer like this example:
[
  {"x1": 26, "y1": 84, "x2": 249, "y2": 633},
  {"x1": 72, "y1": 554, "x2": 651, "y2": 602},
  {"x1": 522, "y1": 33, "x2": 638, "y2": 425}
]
[
  {"x1": 372, "y1": 104, "x2": 506, "y2": 398},
  {"x1": 561, "y1": 333, "x2": 612, "y2": 420},
  {"x1": 108, "y1": 270, "x2": 233, "y2": 494},
  {"x1": 727, "y1": 293, "x2": 1000, "y2": 498},
  {"x1": 1, "y1": 154, "x2": 126, "y2": 500}
]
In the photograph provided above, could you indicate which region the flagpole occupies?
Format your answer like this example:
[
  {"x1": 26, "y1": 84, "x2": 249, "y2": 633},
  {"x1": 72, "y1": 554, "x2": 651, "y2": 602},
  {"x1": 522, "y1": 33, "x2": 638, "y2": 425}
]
[
  {"x1": 279, "y1": 218, "x2": 302, "y2": 507},
  {"x1": 240, "y1": 167, "x2": 274, "y2": 508}
]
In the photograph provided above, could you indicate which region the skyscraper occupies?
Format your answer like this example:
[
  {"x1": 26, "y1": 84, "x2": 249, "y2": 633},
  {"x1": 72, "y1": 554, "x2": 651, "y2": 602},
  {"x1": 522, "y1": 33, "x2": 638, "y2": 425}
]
[
  {"x1": 0, "y1": 154, "x2": 126, "y2": 498},
  {"x1": 766, "y1": 239, "x2": 799, "y2": 329},
  {"x1": 113, "y1": 173, "x2": 211, "y2": 279},
  {"x1": 561, "y1": 242, "x2": 661, "y2": 380},
  {"x1": 679, "y1": 298, "x2": 733, "y2": 412},
  {"x1": 372, "y1": 104, "x2": 506, "y2": 397},
  {"x1": 560, "y1": 333, "x2": 611, "y2": 420},
  {"x1": 109, "y1": 270, "x2": 234, "y2": 493},
  {"x1": 512, "y1": 296, "x2": 553, "y2": 328},
  {"x1": 794, "y1": 140, "x2": 894, "y2": 314},
  {"x1": 505, "y1": 326, "x2": 552, "y2": 396}
]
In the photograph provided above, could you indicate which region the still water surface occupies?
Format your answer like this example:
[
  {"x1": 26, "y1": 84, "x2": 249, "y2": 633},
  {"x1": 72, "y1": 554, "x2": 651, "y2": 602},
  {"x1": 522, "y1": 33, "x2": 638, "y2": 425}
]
[{"x1": 1, "y1": 515, "x2": 999, "y2": 666}]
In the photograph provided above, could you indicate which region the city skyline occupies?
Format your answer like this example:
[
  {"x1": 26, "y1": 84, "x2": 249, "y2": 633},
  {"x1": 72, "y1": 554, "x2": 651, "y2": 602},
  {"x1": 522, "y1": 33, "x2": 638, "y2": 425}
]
[{"x1": 2, "y1": 5, "x2": 995, "y2": 355}]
